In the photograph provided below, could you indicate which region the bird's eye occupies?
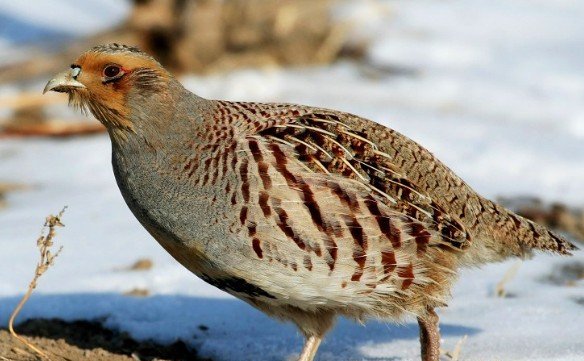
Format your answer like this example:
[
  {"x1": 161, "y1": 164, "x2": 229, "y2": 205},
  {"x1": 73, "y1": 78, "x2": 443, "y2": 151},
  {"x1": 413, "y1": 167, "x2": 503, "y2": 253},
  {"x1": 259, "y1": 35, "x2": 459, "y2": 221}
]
[{"x1": 103, "y1": 65, "x2": 121, "y2": 78}]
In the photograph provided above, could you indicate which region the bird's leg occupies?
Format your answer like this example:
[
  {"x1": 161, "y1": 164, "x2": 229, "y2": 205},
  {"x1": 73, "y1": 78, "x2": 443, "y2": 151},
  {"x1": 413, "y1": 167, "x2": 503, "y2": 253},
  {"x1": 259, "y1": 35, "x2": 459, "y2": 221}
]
[
  {"x1": 417, "y1": 307, "x2": 441, "y2": 361},
  {"x1": 291, "y1": 308, "x2": 334, "y2": 361},
  {"x1": 298, "y1": 335, "x2": 322, "y2": 361}
]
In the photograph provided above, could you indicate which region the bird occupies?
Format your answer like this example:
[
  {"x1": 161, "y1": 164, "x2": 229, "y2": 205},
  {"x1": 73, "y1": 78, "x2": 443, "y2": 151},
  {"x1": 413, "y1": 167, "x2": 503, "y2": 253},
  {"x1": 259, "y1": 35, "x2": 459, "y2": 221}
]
[{"x1": 44, "y1": 44, "x2": 576, "y2": 361}]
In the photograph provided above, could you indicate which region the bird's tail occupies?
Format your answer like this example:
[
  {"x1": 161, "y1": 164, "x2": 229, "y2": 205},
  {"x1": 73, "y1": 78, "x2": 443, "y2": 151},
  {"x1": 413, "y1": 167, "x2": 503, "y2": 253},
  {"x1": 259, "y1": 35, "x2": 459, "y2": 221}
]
[{"x1": 463, "y1": 199, "x2": 578, "y2": 264}]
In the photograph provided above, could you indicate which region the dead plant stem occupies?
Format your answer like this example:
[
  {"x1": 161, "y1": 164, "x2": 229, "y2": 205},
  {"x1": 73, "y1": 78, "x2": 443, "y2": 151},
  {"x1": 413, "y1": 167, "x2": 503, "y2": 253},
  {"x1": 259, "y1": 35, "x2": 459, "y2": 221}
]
[{"x1": 7, "y1": 207, "x2": 66, "y2": 360}]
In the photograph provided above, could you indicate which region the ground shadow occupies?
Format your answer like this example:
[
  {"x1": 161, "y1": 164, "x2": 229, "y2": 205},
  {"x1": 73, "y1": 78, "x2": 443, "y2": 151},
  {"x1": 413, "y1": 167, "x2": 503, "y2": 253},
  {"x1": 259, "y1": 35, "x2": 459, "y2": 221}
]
[{"x1": 0, "y1": 293, "x2": 479, "y2": 361}]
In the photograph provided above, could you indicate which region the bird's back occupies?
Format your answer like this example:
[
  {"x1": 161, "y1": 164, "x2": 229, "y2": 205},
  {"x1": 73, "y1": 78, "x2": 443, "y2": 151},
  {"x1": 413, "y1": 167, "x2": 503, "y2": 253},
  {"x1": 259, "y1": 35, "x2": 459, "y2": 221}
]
[{"x1": 218, "y1": 100, "x2": 575, "y2": 260}]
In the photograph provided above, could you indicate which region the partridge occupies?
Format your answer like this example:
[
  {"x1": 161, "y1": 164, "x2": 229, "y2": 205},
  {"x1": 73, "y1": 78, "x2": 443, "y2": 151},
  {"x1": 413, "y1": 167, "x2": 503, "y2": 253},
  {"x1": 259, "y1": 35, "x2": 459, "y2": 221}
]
[{"x1": 44, "y1": 44, "x2": 576, "y2": 361}]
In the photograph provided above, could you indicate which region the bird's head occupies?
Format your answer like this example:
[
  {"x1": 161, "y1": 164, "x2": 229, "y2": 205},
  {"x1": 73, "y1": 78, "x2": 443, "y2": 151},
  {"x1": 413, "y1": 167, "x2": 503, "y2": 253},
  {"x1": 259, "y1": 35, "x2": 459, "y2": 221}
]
[{"x1": 43, "y1": 44, "x2": 172, "y2": 134}]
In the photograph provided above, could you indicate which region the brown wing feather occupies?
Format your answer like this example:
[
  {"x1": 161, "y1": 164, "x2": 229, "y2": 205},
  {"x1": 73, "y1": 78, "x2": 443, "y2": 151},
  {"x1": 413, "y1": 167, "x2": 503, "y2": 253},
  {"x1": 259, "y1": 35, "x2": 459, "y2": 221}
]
[{"x1": 234, "y1": 101, "x2": 472, "y2": 252}]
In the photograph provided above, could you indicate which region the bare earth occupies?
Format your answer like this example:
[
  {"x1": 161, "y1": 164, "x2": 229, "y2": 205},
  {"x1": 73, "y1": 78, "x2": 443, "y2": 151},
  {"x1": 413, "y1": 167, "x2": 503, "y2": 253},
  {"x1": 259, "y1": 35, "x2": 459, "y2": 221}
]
[{"x1": 0, "y1": 318, "x2": 208, "y2": 361}]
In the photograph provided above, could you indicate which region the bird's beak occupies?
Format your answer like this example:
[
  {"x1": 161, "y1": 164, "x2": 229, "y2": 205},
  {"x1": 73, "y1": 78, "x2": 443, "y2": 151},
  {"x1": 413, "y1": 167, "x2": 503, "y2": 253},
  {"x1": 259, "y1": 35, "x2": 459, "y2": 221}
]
[{"x1": 43, "y1": 69, "x2": 86, "y2": 94}]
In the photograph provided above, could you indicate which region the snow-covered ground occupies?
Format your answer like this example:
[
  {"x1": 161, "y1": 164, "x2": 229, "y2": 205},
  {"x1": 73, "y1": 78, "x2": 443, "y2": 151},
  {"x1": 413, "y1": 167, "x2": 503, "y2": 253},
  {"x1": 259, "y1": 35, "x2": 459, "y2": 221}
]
[{"x1": 0, "y1": 0, "x2": 583, "y2": 360}]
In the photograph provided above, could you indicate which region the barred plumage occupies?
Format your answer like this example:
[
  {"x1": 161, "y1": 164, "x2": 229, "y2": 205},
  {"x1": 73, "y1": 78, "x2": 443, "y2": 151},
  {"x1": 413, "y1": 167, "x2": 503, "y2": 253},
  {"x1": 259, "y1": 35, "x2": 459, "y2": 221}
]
[{"x1": 44, "y1": 45, "x2": 578, "y2": 361}]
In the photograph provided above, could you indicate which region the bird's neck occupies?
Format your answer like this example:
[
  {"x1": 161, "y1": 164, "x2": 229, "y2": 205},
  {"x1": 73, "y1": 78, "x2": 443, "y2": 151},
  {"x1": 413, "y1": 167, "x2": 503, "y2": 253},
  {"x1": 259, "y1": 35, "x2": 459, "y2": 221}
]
[{"x1": 109, "y1": 79, "x2": 212, "y2": 149}]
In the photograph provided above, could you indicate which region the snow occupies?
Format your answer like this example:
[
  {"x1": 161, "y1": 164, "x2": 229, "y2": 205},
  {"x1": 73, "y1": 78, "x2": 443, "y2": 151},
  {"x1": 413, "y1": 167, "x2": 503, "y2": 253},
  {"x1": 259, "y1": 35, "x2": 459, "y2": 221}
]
[
  {"x1": 0, "y1": 0, "x2": 127, "y2": 39},
  {"x1": 0, "y1": 0, "x2": 583, "y2": 360}
]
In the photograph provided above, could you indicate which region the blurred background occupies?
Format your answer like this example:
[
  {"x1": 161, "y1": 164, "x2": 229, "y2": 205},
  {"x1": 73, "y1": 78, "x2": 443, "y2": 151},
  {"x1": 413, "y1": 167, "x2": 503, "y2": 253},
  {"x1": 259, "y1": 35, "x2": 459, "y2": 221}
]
[{"x1": 0, "y1": 1, "x2": 583, "y2": 360}]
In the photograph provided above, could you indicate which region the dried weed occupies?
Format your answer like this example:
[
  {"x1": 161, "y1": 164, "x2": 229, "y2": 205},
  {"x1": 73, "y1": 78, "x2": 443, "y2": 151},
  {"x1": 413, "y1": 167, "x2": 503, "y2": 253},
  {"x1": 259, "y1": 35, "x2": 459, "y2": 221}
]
[{"x1": 7, "y1": 207, "x2": 66, "y2": 360}]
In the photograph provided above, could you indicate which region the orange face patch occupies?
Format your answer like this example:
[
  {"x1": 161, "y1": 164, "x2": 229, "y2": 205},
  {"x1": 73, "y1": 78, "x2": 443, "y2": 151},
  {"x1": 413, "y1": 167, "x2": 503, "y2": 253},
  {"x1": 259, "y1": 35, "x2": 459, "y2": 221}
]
[{"x1": 71, "y1": 51, "x2": 168, "y2": 130}]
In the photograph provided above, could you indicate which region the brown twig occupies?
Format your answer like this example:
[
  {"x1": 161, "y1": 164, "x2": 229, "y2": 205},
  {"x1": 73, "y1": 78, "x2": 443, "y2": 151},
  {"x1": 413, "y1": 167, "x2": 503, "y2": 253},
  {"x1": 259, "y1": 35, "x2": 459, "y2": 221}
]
[
  {"x1": 0, "y1": 119, "x2": 105, "y2": 138},
  {"x1": 7, "y1": 207, "x2": 67, "y2": 360},
  {"x1": 495, "y1": 261, "x2": 522, "y2": 298},
  {"x1": 441, "y1": 335, "x2": 468, "y2": 361},
  {"x1": 0, "y1": 93, "x2": 64, "y2": 111}
]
